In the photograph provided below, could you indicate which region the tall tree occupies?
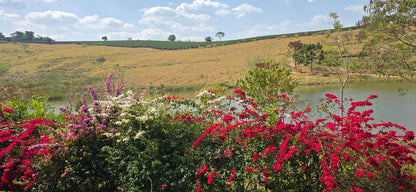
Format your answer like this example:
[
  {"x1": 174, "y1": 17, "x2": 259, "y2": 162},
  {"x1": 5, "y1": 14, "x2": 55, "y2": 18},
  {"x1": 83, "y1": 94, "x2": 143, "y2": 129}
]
[
  {"x1": 10, "y1": 31, "x2": 24, "y2": 42},
  {"x1": 168, "y1": 34, "x2": 176, "y2": 41},
  {"x1": 287, "y1": 40, "x2": 303, "y2": 67},
  {"x1": 215, "y1": 32, "x2": 224, "y2": 41},
  {"x1": 0, "y1": 32, "x2": 5, "y2": 41},
  {"x1": 24, "y1": 31, "x2": 34, "y2": 42},
  {"x1": 205, "y1": 36, "x2": 212, "y2": 42},
  {"x1": 102, "y1": 36, "x2": 108, "y2": 41},
  {"x1": 360, "y1": 0, "x2": 416, "y2": 82}
]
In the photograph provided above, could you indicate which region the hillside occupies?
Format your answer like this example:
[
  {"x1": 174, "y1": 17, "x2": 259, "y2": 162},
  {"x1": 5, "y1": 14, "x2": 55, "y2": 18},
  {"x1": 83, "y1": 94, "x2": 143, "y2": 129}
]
[{"x1": 0, "y1": 28, "x2": 364, "y2": 101}]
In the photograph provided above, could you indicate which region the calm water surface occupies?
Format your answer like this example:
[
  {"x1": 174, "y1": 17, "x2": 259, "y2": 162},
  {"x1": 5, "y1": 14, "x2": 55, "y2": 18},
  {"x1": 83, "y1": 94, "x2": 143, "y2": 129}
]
[{"x1": 294, "y1": 80, "x2": 416, "y2": 132}]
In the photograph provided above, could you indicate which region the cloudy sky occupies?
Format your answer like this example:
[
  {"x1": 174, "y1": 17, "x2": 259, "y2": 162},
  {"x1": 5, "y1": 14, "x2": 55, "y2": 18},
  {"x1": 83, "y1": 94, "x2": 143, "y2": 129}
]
[{"x1": 0, "y1": 0, "x2": 367, "y2": 41}]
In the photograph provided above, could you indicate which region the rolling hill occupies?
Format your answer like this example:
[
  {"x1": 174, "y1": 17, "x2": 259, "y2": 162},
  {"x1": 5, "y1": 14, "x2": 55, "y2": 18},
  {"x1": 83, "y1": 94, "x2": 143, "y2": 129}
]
[{"x1": 0, "y1": 28, "x2": 364, "y2": 101}]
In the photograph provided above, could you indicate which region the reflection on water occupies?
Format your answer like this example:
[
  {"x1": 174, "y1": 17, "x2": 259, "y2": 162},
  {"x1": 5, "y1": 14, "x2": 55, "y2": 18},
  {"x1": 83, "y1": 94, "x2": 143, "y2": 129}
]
[{"x1": 294, "y1": 80, "x2": 416, "y2": 132}]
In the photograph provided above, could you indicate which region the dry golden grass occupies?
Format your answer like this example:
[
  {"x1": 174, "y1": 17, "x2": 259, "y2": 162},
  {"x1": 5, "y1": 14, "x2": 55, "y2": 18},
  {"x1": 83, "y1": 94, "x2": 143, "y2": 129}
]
[{"x1": 0, "y1": 29, "x2": 364, "y2": 94}]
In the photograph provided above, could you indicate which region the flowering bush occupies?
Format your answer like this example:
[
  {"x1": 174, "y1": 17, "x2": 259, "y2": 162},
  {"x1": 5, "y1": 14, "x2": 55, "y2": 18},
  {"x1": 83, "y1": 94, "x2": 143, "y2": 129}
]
[
  {"x1": 0, "y1": 105, "x2": 59, "y2": 191},
  {"x1": 191, "y1": 90, "x2": 416, "y2": 191},
  {"x1": 33, "y1": 73, "x2": 205, "y2": 191}
]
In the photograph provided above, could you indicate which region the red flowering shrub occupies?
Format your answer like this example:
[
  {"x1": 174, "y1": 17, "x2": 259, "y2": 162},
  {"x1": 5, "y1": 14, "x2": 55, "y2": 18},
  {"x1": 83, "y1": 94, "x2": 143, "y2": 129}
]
[
  {"x1": 0, "y1": 106, "x2": 59, "y2": 191},
  {"x1": 192, "y1": 90, "x2": 416, "y2": 191}
]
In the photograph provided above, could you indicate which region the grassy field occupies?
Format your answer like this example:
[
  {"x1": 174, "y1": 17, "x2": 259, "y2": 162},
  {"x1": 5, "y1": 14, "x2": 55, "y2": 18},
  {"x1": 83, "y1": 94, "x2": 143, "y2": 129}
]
[{"x1": 0, "y1": 28, "x2": 369, "y2": 101}]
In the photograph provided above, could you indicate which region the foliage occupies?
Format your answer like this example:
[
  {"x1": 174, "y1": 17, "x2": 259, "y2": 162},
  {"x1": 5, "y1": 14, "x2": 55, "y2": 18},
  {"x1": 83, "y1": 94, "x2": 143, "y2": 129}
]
[
  {"x1": 292, "y1": 43, "x2": 324, "y2": 71},
  {"x1": 205, "y1": 36, "x2": 212, "y2": 42},
  {"x1": 216, "y1": 32, "x2": 225, "y2": 41},
  {"x1": 1, "y1": 31, "x2": 54, "y2": 43},
  {"x1": 102, "y1": 36, "x2": 108, "y2": 41},
  {"x1": 168, "y1": 34, "x2": 176, "y2": 42},
  {"x1": 287, "y1": 40, "x2": 303, "y2": 67},
  {"x1": 236, "y1": 59, "x2": 297, "y2": 105},
  {"x1": 96, "y1": 56, "x2": 106, "y2": 63},
  {"x1": 360, "y1": 0, "x2": 416, "y2": 82}
]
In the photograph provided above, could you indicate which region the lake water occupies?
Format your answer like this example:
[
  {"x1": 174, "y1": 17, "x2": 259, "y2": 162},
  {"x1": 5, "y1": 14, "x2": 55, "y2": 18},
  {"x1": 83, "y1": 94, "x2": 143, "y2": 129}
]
[{"x1": 294, "y1": 80, "x2": 416, "y2": 132}]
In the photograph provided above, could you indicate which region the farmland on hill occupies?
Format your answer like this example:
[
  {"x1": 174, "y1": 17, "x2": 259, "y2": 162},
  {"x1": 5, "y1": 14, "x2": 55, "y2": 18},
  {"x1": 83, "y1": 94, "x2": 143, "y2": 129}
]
[
  {"x1": 56, "y1": 27, "x2": 359, "y2": 50},
  {"x1": 0, "y1": 28, "x2": 364, "y2": 101}
]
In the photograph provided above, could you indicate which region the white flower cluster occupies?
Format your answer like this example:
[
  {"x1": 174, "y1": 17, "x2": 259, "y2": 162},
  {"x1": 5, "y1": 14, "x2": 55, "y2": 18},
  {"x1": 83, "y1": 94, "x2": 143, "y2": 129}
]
[{"x1": 196, "y1": 90, "x2": 215, "y2": 98}]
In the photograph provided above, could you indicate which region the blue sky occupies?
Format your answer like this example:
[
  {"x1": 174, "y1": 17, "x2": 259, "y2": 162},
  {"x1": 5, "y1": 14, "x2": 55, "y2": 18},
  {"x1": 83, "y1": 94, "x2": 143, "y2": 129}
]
[{"x1": 0, "y1": 0, "x2": 367, "y2": 41}]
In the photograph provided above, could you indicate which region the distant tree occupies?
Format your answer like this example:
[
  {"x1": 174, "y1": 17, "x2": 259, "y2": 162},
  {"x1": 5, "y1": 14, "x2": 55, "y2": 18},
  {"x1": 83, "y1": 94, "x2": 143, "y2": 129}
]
[
  {"x1": 0, "y1": 32, "x2": 4, "y2": 41},
  {"x1": 24, "y1": 31, "x2": 34, "y2": 42},
  {"x1": 293, "y1": 43, "x2": 324, "y2": 71},
  {"x1": 11, "y1": 31, "x2": 24, "y2": 42},
  {"x1": 205, "y1": 36, "x2": 212, "y2": 42},
  {"x1": 44, "y1": 37, "x2": 54, "y2": 44},
  {"x1": 168, "y1": 34, "x2": 176, "y2": 41},
  {"x1": 35, "y1": 35, "x2": 43, "y2": 41},
  {"x1": 102, "y1": 36, "x2": 108, "y2": 41},
  {"x1": 215, "y1": 32, "x2": 225, "y2": 41},
  {"x1": 287, "y1": 40, "x2": 303, "y2": 67},
  {"x1": 360, "y1": 0, "x2": 416, "y2": 82},
  {"x1": 127, "y1": 37, "x2": 132, "y2": 41}
]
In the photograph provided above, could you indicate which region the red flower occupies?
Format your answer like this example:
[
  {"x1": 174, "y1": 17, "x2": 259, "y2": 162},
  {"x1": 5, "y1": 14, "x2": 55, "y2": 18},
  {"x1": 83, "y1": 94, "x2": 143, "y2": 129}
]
[
  {"x1": 207, "y1": 171, "x2": 219, "y2": 184},
  {"x1": 325, "y1": 93, "x2": 338, "y2": 100},
  {"x1": 162, "y1": 183, "x2": 166, "y2": 190},
  {"x1": 404, "y1": 131, "x2": 415, "y2": 141},
  {"x1": 3, "y1": 107, "x2": 13, "y2": 114},
  {"x1": 222, "y1": 115, "x2": 236, "y2": 122},
  {"x1": 196, "y1": 165, "x2": 208, "y2": 178},
  {"x1": 234, "y1": 89, "x2": 246, "y2": 98},
  {"x1": 253, "y1": 153, "x2": 261, "y2": 162},
  {"x1": 245, "y1": 167, "x2": 254, "y2": 172},
  {"x1": 196, "y1": 183, "x2": 203, "y2": 192}
]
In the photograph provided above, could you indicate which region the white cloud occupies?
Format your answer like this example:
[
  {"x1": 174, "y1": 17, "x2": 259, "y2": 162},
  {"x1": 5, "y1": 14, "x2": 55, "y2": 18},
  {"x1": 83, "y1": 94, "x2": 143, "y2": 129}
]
[
  {"x1": 176, "y1": 0, "x2": 228, "y2": 11},
  {"x1": 232, "y1": 4, "x2": 262, "y2": 18},
  {"x1": 241, "y1": 20, "x2": 291, "y2": 38},
  {"x1": 304, "y1": 14, "x2": 328, "y2": 26},
  {"x1": 345, "y1": 4, "x2": 364, "y2": 13},
  {"x1": 0, "y1": 9, "x2": 19, "y2": 20},
  {"x1": 78, "y1": 15, "x2": 132, "y2": 30},
  {"x1": 308, "y1": 0, "x2": 315, "y2": 2},
  {"x1": 24, "y1": 10, "x2": 78, "y2": 25},
  {"x1": 215, "y1": 9, "x2": 230, "y2": 16}
]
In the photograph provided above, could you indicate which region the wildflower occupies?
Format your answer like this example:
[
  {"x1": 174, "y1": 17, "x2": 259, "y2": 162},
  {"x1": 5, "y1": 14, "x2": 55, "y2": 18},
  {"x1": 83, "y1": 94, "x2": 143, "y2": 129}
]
[
  {"x1": 162, "y1": 183, "x2": 166, "y2": 190},
  {"x1": 105, "y1": 72, "x2": 114, "y2": 96}
]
